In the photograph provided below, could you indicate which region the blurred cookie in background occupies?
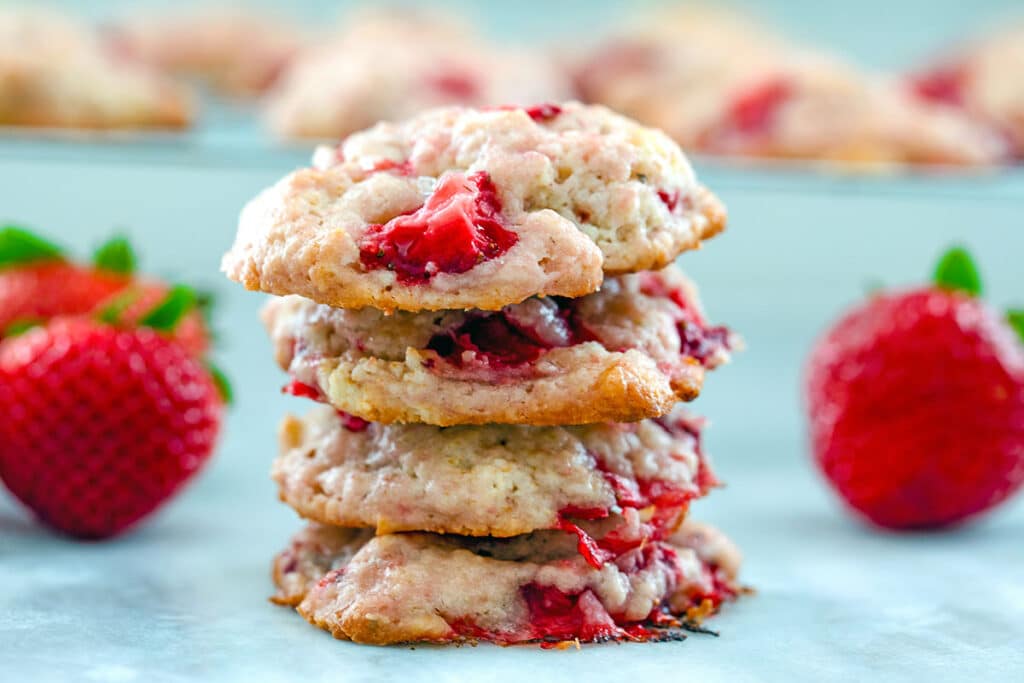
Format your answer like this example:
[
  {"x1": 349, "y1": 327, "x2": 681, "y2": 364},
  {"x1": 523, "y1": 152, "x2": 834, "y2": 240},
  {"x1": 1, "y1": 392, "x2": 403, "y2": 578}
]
[
  {"x1": 572, "y1": 7, "x2": 785, "y2": 156},
  {"x1": 573, "y1": 5, "x2": 786, "y2": 121},
  {"x1": 266, "y1": 6, "x2": 571, "y2": 141},
  {"x1": 110, "y1": 6, "x2": 306, "y2": 98},
  {"x1": 910, "y1": 23, "x2": 1024, "y2": 159},
  {"x1": 574, "y1": 5, "x2": 1009, "y2": 169},
  {"x1": 694, "y1": 55, "x2": 1010, "y2": 168},
  {"x1": 0, "y1": 7, "x2": 193, "y2": 131},
  {"x1": 331, "y1": 4, "x2": 476, "y2": 47}
]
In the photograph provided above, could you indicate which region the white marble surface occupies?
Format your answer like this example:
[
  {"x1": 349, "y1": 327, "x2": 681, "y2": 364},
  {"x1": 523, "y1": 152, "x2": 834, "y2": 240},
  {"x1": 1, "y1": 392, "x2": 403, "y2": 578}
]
[
  {"x1": 3, "y1": 455, "x2": 1022, "y2": 683},
  {"x1": 0, "y1": 157, "x2": 1022, "y2": 682}
]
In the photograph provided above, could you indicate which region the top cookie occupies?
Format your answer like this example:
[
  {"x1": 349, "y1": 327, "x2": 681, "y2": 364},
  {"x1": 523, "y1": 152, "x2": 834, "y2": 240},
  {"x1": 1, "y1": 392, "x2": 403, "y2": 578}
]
[{"x1": 222, "y1": 102, "x2": 726, "y2": 312}]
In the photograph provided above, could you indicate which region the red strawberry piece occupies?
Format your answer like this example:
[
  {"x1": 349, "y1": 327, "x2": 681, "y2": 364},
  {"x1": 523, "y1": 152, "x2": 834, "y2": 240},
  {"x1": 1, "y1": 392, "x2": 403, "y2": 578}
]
[
  {"x1": 358, "y1": 170, "x2": 518, "y2": 285},
  {"x1": 522, "y1": 103, "x2": 563, "y2": 122},
  {"x1": 909, "y1": 62, "x2": 968, "y2": 108},
  {"x1": 0, "y1": 316, "x2": 224, "y2": 539},
  {"x1": 424, "y1": 68, "x2": 481, "y2": 100},
  {"x1": 367, "y1": 158, "x2": 414, "y2": 176},
  {"x1": 696, "y1": 76, "x2": 793, "y2": 153},
  {"x1": 806, "y1": 247, "x2": 1024, "y2": 529},
  {"x1": 725, "y1": 76, "x2": 793, "y2": 136},
  {"x1": 336, "y1": 410, "x2": 370, "y2": 432}
]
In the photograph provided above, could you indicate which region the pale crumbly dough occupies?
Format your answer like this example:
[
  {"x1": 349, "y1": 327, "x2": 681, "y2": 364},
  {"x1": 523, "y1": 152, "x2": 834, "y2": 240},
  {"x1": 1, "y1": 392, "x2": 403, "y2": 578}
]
[
  {"x1": 575, "y1": 7, "x2": 1006, "y2": 167},
  {"x1": 0, "y1": 8, "x2": 193, "y2": 130},
  {"x1": 274, "y1": 404, "x2": 709, "y2": 535},
  {"x1": 262, "y1": 266, "x2": 732, "y2": 426},
  {"x1": 111, "y1": 7, "x2": 305, "y2": 97},
  {"x1": 271, "y1": 520, "x2": 741, "y2": 645},
  {"x1": 223, "y1": 102, "x2": 726, "y2": 312},
  {"x1": 271, "y1": 526, "x2": 373, "y2": 607}
]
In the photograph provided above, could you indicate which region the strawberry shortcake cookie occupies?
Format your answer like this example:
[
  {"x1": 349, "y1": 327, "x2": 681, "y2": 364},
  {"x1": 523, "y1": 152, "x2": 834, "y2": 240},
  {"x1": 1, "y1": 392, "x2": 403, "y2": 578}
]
[
  {"x1": 222, "y1": 102, "x2": 744, "y2": 647},
  {"x1": 110, "y1": 7, "x2": 305, "y2": 97},
  {"x1": 575, "y1": 7, "x2": 1007, "y2": 167},
  {"x1": 262, "y1": 266, "x2": 733, "y2": 425},
  {"x1": 693, "y1": 55, "x2": 1009, "y2": 167},
  {"x1": 272, "y1": 520, "x2": 741, "y2": 645},
  {"x1": 0, "y1": 8, "x2": 192, "y2": 130},
  {"x1": 275, "y1": 404, "x2": 715, "y2": 557},
  {"x1": 223, "y1": 103, "x2": 726, "y2": 312}
]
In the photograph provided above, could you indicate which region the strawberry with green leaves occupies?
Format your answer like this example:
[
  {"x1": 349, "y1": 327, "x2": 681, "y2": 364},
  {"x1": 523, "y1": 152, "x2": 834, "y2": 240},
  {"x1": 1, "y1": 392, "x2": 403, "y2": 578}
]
[
  {"x1": 0, "y1": 225, "x2": 210, "y2": 356},
  {"x1": 806, "y1": 246, "x2": 1024, "y2": 529},
  {"x1": 0, "y1": 226, "x2": 231, "y2": 539},
  {"x1": 0, "y1": 227, "x2": 132, "y2": 336}
]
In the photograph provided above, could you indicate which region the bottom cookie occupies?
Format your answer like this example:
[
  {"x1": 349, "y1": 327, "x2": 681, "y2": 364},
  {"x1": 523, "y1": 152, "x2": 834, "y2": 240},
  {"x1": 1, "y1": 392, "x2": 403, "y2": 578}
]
[{"x1": 271, "y1": 521, "x2": 742, "y2": 646}]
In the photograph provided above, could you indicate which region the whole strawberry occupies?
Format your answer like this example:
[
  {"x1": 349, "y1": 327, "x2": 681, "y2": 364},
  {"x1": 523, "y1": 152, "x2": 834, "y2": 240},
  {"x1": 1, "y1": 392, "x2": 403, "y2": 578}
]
[
  {"x1": 0, "y1": 312, "x2": 225, "y2": 539},
  {"x1": 0, "y1": 226, "x2": 210, "y2": 356},
  {"x1": 806, "y1": 247, "x2": 1024, "y2": 529}
]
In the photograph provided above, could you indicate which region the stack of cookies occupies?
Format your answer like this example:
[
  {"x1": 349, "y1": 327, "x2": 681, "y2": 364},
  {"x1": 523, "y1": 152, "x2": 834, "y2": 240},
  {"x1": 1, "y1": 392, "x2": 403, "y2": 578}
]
[{"x1": 222, "y1": 102, "x2": 743, "y2": 646}]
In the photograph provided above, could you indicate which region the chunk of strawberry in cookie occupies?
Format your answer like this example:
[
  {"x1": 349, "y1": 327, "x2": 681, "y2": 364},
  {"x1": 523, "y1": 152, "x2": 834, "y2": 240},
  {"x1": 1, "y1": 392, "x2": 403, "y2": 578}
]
[
  {"x1": 909, "y1": 63, "x2": 968, "y2": 108},
  {"x1": 359, "y1": 171, "x2": 518, "y2": 284},
  {"x1": 724, "y1": 76, "x2": 793, "y2": 136}
]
